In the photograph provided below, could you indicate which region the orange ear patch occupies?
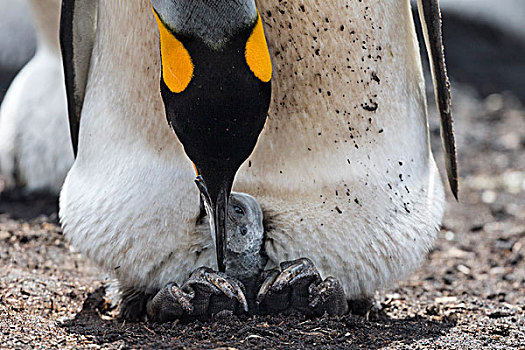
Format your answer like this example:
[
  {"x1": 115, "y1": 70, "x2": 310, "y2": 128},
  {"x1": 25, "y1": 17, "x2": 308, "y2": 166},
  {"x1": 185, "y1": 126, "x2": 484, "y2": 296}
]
[
  {"x1": 245, "y1": 14, "x2": 272, "y2": 83},
  {"x1": 153, "y1": 10, "x2": 194, "y2": 93}
]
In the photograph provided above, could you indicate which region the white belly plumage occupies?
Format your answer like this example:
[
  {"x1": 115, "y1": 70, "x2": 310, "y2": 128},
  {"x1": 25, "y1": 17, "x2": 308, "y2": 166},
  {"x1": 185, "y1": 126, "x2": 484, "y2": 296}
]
[{"x1": 60, "y1": 0, "x2": 444, "y2": 298}]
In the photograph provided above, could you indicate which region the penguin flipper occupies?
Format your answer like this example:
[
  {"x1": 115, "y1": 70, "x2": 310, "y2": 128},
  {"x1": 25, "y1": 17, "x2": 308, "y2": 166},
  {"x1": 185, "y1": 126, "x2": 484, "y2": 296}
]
[
  {"x1": 60, "y1": 0, "x2": 99, "y2": 157},
  {"x1": 416, "y1": 0, "x2": 458, "y2": 200}
]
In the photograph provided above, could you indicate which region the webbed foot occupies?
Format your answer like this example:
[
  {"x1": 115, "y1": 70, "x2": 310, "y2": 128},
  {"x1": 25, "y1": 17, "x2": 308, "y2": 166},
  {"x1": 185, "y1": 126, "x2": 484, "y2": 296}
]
[
  {"x1": 147, "y1": 266, "x2": 248, "y2": 322},
  {"x1": 256, "y1": 258, "x2": 348, "y2": 316}
]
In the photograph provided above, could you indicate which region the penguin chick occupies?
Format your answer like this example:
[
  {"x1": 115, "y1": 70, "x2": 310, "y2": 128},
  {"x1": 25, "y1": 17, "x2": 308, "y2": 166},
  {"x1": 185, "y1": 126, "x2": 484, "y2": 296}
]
[
  {"x1": 145, "y1": 191, "x2": 266, "y2": 322},
  {"x1": 224, "y1": 192, "x2": 267, "y2": 283}
]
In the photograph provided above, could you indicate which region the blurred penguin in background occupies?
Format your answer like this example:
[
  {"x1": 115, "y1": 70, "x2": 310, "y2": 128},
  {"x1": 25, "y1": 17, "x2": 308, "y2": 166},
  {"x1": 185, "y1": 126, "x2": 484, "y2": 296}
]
[
  {"x1": 437, "y1": 0, "x2": 525, "y2": 102},
  {"x1": 439, "y1": 0, "x2": 525, "y2": 39},
  {"x1": 0, "y1": 0, "x2": 73, "y2": 195},
  {"x1": 0, "y1": 0, "x2": 36, "y2": 102}
]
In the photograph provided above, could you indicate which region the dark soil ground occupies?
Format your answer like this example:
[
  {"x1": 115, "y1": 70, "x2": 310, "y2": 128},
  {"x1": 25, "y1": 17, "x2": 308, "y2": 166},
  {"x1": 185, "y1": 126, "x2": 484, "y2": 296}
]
[{"x1": 1, "y1": 12, "x2": 524, "y2": 350}]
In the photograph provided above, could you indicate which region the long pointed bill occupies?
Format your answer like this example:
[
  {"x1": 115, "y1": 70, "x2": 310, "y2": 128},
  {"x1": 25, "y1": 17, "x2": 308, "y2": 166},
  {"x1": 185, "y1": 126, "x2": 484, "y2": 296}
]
[
  {"x1": 195, "y1": 175, "x2": 231, "y2": 272},
  {"x1": 213, "y1": 187, "x2": 228, "y2": 272}
]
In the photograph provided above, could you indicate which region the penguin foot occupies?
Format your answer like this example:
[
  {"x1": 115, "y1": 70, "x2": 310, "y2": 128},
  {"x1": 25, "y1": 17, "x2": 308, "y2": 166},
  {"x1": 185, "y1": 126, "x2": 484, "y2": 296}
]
[
  {"x1": 256, "y1": 258, "x2": 348, "y2": 316},
  {"x1": 146, "y1": 266, "x2": 248, "y2": 322}
]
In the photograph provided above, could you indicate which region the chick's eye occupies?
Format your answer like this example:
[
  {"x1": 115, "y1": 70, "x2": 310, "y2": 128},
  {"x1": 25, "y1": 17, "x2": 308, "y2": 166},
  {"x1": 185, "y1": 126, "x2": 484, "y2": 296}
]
[{"x1": 233, "y1": 206, "x2": 244, "y2": 215}]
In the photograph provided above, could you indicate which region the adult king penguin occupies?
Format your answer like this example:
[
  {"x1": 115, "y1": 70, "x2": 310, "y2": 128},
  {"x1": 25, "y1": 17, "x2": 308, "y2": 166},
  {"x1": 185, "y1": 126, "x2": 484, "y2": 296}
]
[{"x1": 59, "y1": 0, "x2": 456, "y2": 319}]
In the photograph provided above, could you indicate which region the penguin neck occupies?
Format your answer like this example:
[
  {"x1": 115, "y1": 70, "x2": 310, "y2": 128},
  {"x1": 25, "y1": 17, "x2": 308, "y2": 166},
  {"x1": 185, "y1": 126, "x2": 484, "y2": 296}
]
[
  {"x1": 28, "y1": 0, "x2": 61, "y2": 54},
  {"x1": 152, "y1": 0, "x2": 258, "y2": 49}
]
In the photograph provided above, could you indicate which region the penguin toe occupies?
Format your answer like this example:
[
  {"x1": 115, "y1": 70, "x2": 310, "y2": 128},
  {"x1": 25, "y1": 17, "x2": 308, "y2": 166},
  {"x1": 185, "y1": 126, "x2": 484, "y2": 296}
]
[
  {"x1": 146, "y1": 283, "x2": 192, "y2": 323},
  {"x1": 182, "y1": 267, "x2": 249, "y2": 317},
  {"x1": 256, "y1": 258, "x2": 347, "y2": 316}
]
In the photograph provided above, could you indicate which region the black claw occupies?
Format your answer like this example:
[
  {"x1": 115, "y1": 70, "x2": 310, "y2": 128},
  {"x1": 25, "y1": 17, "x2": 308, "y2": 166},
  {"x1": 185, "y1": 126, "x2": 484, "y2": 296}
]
[
  {"x1": 272, "y1": 259, "x2": 314, "y2": 291},
  {"x1": 256, "y1": 269, "x2": 280, "y2": 305},
  {"x1": 184, "y1": 267, "x2": 249, "y2": 313},
  {"x1": 168, "y1": 283, "x2": 193, "y2": 313},
  {"x1": 146, "y1": 283, "x2": 191, "y2": 323},
  {"x1": 309, "y1": 276, "x2": 348, "y2": 315},
  {"x1": 256, "y1": 258, "x2": 347, "y2": 316}
]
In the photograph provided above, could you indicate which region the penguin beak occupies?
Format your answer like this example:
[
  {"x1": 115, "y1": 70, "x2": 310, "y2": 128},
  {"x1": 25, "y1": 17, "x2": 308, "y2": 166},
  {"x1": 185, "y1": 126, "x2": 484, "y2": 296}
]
[{"x1": 195, "y1": 170, "x2": 235, "y2": 273}]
